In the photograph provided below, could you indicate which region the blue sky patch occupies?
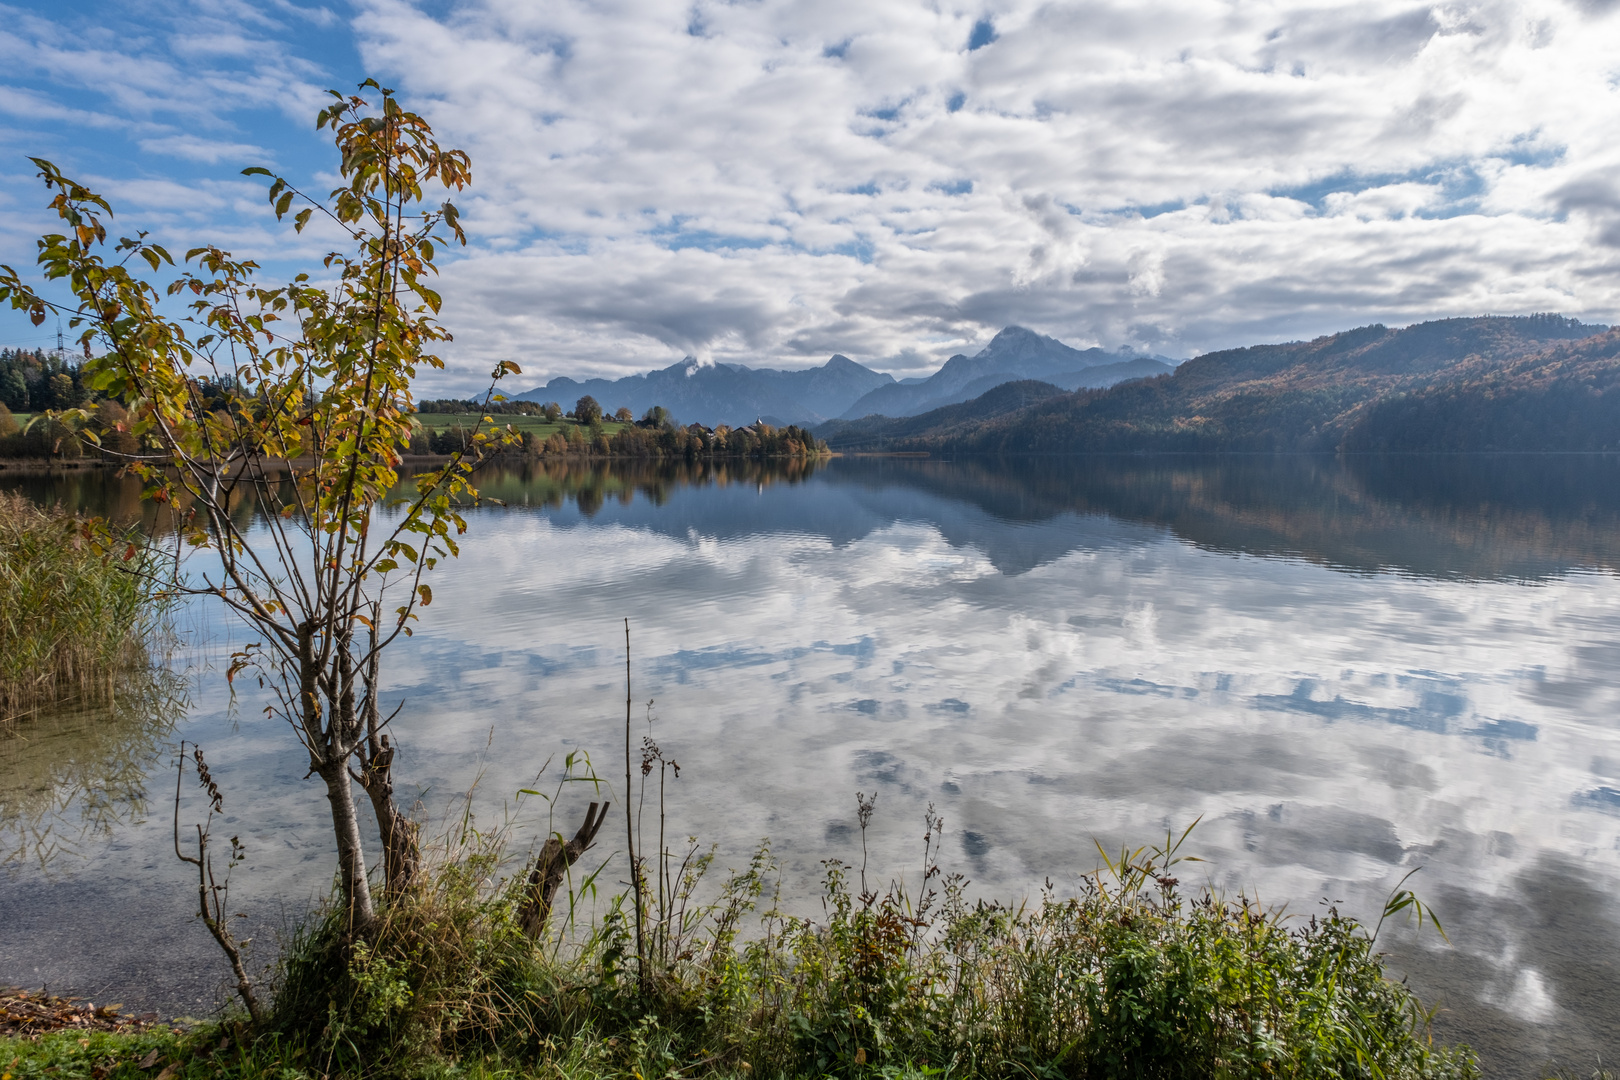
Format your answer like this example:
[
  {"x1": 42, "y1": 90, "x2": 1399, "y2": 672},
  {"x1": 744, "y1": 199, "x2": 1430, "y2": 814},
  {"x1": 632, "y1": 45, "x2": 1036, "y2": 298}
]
[
  {"x1": 1266, "y1": 151, "x2": 1559, "y2": 220},
  {"x1": 831, "y1": 237, "x2": 877, "y2": 264},
  {"x1": 651, "y1": 219, "x2": 774, "y2": 251},
  {"x1": 1251, "y1": 679, "x2": 1466, "y2": 734}
]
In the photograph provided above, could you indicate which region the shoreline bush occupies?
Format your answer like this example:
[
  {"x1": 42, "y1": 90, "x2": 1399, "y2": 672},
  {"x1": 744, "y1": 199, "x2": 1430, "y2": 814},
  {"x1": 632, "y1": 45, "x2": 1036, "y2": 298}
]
[
  {"x1": 0, "y1": 491, "x2": 164, "y2": 723},
  {"x1": 174, "y1": 816, "x2": 1475, "y2": 1080}
]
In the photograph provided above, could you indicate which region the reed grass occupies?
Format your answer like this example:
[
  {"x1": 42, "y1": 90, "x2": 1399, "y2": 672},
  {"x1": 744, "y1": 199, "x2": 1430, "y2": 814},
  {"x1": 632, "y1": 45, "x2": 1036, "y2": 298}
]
[{"x1": 0, "y1": 490, "x2": 163, "y2": 723}]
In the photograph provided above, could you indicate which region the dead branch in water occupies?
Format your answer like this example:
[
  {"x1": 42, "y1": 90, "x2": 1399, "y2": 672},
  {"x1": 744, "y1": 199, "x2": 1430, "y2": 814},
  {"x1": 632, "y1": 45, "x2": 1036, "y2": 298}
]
[{"x1": 518, "y1": 801, "x2": 610, "y2": 938}]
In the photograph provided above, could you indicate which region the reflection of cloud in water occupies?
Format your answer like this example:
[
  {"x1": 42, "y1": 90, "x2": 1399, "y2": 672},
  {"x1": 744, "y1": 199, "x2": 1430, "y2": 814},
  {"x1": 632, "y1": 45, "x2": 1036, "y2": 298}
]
[
  {"x1": 1384, "y1": 851, "x2": 1620, "y2": 1073},
  {"x1": 6, "y1": 457, "x2": 1620, "y2": 1072},
  {"x1": 378, "y1": 464, "x2": 1620, "y2": 1074}
]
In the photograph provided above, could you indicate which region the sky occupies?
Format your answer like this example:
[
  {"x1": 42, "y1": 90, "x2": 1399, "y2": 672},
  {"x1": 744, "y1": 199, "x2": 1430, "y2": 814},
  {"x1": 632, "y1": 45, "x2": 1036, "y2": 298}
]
[{"x1": 3, "y1": 0, "x2": 1620, "y2": 393}]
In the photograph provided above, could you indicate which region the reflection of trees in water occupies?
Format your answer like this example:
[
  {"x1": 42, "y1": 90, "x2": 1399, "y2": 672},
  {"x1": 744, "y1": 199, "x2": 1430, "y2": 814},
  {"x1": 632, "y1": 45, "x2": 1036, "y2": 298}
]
[
  {"x1": 0, "y1": 470, "x2": 152, "y2": 529},
  {"x1": 0, "y1": 663, "x2": 187, "y2": 873},
  {"x1": 0, "y1": 469, "x2": 262, "y2": 538},
  {"x1": 18, "y1": 454, "x2": 1620, "y2": 581},
  {"x1": 0, "y1": 458, "x2": 828, "y2": 532},
  {"x1": 465, "y1": 457, "x2": 826, "y2": 517}
]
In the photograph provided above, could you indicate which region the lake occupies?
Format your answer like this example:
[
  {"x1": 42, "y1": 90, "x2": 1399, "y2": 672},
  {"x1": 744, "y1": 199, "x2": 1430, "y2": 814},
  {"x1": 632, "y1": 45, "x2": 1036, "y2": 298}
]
[{"x1": 3, "y1": 454, "x2": 1620, "y2": 1076}]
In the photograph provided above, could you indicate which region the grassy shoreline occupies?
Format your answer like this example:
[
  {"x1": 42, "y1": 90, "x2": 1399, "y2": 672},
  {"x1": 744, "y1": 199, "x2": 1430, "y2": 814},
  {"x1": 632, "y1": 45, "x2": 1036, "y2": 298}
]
[{"x1": 0, "y1": 823, "x2": 1481, "y2": 1080}]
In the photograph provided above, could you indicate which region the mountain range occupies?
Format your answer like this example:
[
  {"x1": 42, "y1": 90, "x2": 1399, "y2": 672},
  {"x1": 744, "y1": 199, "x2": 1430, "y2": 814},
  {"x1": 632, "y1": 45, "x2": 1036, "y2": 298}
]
[
  {"x1": 819, "y1": 315, "x2": 1620, "y2": 454},
  {"x1": 836, "y1": 327, "x2": 1172, "y2": 419},
  {"x1": 514, "y1": 327, "x2": 1172, "y2": 427}
]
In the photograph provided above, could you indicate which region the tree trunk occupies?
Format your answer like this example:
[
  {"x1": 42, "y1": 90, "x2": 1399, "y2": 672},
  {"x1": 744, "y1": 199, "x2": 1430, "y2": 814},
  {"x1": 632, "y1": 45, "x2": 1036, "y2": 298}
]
[
  {"x1": 360, "y1": 735, "x2": 420, "y2": 897},
  {"x1": 357, "y1": 629, "x2": 420, "y2": 898},
  {"x1": 318, "y1": 760, "x2": 376, "y2": 931},
  {"x1": 518, "y1": 802, "x2": 609, "y2": 938}
]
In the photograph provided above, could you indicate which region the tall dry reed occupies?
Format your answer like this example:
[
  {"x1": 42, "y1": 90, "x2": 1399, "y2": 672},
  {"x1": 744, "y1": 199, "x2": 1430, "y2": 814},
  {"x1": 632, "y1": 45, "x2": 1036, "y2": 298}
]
[{"x1": 0, "y1": 490, "x2": 162, "y2": 722}]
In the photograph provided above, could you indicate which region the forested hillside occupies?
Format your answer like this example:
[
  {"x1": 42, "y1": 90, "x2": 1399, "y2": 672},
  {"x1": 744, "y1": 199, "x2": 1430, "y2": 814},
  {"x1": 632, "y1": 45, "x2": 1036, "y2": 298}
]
[
  {"x1": 833, "y1": 315, "x2": 1615, "y2": 454},
  {"x1": 1340, "y1": 331, "x2": 1620, "y2": 450},
  {"x1": 819, "y1": 379, "x2": 1067, "y2": 449}
]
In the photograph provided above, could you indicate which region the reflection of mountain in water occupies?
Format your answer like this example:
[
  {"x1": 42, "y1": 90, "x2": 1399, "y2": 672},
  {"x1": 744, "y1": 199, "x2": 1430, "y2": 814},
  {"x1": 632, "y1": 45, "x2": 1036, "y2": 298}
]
[
  {"x1": 470, "y1": 455, "x2": 1620, "y2": 582},
  {"x1": 10, "y1": 454, "x2": 1620, "y2": 581},
  {"x1": 470, "y1": 458, "x2": 1156, "y2": 574},
  {"x1": 846, "y1": 455, "x2": 1620, "y2": 580}
]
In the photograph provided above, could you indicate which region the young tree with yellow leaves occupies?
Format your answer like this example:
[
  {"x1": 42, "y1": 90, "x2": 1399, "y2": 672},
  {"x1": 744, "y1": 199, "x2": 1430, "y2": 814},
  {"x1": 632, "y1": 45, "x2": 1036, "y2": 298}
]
[{"x1": 0, "y1": 81, "x2": 520, "y2": 931}]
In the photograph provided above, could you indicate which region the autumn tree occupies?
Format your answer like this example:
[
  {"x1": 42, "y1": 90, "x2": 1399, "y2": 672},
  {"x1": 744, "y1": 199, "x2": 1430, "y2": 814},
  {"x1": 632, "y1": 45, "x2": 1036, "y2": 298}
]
[
  {"x1": 0, "y1": 81, "x2": 522, "y2": 931},
  {"x1": 574, "y1": 395, "x2": 602, "y2": 425}
]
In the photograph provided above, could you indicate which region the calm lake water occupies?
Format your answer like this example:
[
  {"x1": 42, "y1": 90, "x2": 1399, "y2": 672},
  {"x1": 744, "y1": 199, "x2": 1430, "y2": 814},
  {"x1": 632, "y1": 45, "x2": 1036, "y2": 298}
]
[{"x1": 4, "y1": 454, "x2": 1620, "y2": 1076}]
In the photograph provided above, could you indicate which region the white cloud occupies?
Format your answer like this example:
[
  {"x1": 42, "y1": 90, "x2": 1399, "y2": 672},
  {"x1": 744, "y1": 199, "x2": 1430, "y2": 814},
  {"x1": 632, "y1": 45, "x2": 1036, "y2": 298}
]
[
  {"x1": 339, "y1": 0, "x2": 1620, "y2": 387},
  {"x1": 136, "y1": 134, "x2": 273, "y2": 164},
  {"x1": 3, "y1": 0, "x2": 1620, "y2": 387}
]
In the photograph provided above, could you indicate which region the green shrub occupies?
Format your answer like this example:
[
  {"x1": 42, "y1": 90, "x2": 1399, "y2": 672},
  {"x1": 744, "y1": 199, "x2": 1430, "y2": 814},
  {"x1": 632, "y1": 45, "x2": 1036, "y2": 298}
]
[
  {"x1": 256, "y1": 818, "x2": 1476, "y2": 1080},
  {"x1": 267, "y1": 824, "x2": 538, "y2": 1070}
]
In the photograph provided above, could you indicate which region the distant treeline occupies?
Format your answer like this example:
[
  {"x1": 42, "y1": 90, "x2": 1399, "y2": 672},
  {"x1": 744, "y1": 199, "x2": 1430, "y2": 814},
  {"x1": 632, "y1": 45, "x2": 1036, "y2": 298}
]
[
  {"x1": 0, "y1": 348, "x2": 89, "y2": 412},
  {"x1": 0, "y1": 352, "x2": 148, "y2": 461},
  {"x1": 0, "y1": 375, "x2": 825, "y2": 464},
  {"x1": 417, "y1": 395, "x2": 827, "y2": 460},
  {"x1": 417, "y1": 398, "x2": 557, "y2": 417},
  {"x1": 422, "y1": 417, "x2": 827, "y2": 461},
  {"x1": 0, "y1": 399, "x2": 142, "y2": 461}
]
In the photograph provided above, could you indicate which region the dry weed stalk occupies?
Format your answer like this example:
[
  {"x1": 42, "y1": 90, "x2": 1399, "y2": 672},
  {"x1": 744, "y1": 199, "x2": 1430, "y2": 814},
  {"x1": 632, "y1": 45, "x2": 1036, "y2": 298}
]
[{"x1": 172, "y1": 742, "x2": 264, "y2": 1027}]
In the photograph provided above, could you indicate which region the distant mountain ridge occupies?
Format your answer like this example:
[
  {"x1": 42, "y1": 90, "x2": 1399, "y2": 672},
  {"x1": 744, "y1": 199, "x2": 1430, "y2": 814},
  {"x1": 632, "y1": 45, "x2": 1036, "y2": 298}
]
[
  {"x1": 515, "y1": 353, "x2": 894, "y2": 427},
  {"x1": 514, "y1": 326, "x2": 1173, "y2": 427},
  {"x1": 838, "y1": 327, "x2": 1173, "y2": 419},
  {"x1": 820, "y1": 315, "x2": 1616, "y2": 454}
]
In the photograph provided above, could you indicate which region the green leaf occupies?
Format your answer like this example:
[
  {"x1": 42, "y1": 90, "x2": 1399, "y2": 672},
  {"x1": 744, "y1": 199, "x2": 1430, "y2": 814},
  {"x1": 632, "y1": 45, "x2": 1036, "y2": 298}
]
[{"x1": 241, "y1": 167, "x2": 274, "y2": 177}]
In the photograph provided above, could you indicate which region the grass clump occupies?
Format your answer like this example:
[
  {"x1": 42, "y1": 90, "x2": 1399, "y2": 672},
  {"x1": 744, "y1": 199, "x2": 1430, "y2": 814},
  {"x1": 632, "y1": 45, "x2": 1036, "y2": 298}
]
[
  {"x1": 242, "y1": 815, "x2": 1478, "y2": 1080},
  {"x1": 0, "y1": 491, "x2": 163, "y2": 723},
  {"x1": 0, "y1": 1029, "x2": 180, "y2": 1080}
]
